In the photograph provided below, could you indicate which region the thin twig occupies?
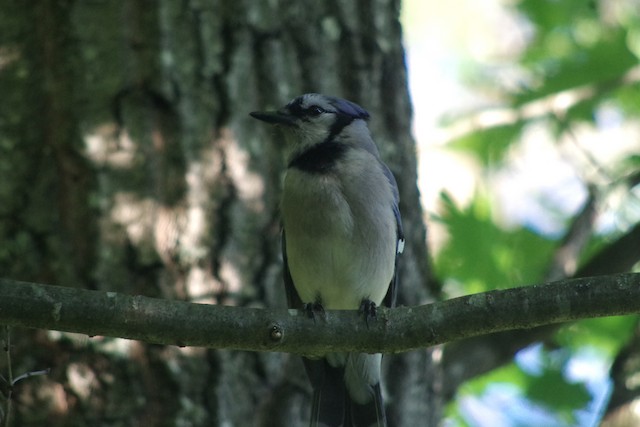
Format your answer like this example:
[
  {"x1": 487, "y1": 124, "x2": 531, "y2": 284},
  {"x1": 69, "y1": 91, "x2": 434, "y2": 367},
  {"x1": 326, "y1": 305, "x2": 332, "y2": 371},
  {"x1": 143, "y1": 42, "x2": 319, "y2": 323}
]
[{"x1": 11, "y1": 369, "x2": 51, "y2": 386}]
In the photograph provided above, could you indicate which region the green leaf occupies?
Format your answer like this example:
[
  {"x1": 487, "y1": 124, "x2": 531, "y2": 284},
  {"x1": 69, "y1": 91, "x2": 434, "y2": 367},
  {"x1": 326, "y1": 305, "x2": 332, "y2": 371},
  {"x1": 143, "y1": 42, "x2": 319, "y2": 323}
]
[
  {"x1": 460, "y1": 362, "x2": 530, "y2": 395},
  {"x1": 555, "y1": 317, "x2": 638, "y2": 358},
  {"x1": 435, "y1": 191, "x2": 556, "y2": 294},
  {"x1": 517, "y1": 0, "x2": 599, "y2": 34},
  {"x1": 615, "y1": 82, "x2": 640, "y2": 117},
  {"x1": 448, "y1": 123, "x2": 523, "y2": 167},
  {"x1": 515, "y1": 29, "x2": 638, "y2": 106},
  {"x1": 526, "y1": 367, "x2": 591, "y2": 423}
]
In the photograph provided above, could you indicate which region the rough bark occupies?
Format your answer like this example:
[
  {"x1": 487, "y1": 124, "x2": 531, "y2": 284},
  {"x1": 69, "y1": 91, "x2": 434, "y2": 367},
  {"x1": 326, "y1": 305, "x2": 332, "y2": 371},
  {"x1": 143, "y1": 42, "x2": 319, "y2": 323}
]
[
  {"x1": 0, "y1": 0, "x2": 435, "y2": 426},
  {"x1": 2, "y1": 274, "x2": 639, "y2": 355}
]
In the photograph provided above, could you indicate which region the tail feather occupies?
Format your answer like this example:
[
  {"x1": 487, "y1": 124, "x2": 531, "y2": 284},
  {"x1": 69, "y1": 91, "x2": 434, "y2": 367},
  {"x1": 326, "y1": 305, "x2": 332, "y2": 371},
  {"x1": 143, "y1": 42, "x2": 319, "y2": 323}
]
[
  {"x1": 304, "y1": 357, "x2": 387, "y2": 427},
  {"x1": 347, "y1": 383, "x2": 387, "y2": 427},
  {"x1": 307, "y1": 360, "x2": 346, "y2": 427}
]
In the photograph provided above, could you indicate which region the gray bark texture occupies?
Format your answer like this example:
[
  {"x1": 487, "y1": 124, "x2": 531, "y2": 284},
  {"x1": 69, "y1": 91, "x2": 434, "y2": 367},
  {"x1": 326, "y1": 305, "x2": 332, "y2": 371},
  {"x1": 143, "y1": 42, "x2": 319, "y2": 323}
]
[{"x1": 0, "y1": 0, "x2": 438, "y2": 426}]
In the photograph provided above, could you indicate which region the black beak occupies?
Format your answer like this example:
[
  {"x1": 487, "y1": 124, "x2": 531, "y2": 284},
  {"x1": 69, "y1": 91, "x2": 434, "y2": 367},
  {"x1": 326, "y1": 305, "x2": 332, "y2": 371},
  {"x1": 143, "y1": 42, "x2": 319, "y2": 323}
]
[{"x1": 249, "y1": 110, "x2": 297, "y2": 126}]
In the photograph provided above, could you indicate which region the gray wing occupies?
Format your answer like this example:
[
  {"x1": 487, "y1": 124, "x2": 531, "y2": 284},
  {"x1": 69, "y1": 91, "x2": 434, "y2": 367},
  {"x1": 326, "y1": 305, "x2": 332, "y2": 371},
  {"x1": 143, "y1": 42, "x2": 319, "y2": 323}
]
[
  {"x1": 281, "y1": 229, "x2": 303, "y2": 309},
  {"x1": 381, "y1": 162, "x2": 404, "y2": 309}
]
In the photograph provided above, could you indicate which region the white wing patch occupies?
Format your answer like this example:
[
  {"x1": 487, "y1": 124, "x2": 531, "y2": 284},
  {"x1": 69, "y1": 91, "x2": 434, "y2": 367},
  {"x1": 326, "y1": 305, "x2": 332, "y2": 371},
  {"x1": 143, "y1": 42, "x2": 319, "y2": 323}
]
[{"x1": 397, "y1": 238, "x2": 405, "y2": 254}]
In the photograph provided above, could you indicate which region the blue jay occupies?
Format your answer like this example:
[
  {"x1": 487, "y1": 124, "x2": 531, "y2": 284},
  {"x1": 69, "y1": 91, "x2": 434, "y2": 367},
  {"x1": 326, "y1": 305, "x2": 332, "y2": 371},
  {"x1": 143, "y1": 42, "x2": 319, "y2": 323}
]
[{"x1": 251, "y1": 93, "x2": 404, "y2": 427}]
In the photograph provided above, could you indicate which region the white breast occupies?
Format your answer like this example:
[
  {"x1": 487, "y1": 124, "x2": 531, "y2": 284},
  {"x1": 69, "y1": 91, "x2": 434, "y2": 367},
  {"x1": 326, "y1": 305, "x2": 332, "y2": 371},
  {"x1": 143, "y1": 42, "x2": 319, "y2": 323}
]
[{"x1": 281, "y1": 150, "x2": 397, "y2": 310}]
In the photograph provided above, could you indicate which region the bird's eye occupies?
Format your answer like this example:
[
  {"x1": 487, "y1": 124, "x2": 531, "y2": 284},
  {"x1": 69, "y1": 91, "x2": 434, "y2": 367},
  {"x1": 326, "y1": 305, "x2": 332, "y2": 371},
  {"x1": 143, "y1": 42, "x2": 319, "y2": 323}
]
[{"x1": 307, "y1": 106, "x2": 325, "y2": 116}]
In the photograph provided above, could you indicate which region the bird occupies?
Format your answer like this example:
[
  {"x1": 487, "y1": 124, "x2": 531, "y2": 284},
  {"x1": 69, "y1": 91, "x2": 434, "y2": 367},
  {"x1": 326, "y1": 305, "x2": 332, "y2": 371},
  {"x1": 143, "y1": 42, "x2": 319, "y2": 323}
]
[{"x1": 250, "y1": 93, "x2": 404, "y2": 427}]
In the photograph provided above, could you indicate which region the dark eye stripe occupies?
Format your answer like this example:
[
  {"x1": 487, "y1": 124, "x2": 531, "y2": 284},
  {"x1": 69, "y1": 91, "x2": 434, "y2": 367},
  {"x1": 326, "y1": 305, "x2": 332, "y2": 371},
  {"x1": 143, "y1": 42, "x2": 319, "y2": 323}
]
[
  {"x1": 287, "y1": 98, "x2": 306, "y2": 117},
  {"x1": 306, "y1": 105, "x2": 325, "y2": 116},
  {"x1": 325, "y1": 113, "x2": 354, "y2": 143},
  {"x1": 286, "y1": 99, "x2": 328, "y2": 119}
]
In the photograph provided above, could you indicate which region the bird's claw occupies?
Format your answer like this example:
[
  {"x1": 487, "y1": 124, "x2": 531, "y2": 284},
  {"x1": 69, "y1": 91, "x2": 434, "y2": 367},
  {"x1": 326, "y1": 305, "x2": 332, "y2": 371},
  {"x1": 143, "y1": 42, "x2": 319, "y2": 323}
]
[
  {"x1": 303, "y1": 301, "x2": 325, "y2": 322},
  {"x1": 359, "y1": 299, "x2": 377, "y2": 328}
]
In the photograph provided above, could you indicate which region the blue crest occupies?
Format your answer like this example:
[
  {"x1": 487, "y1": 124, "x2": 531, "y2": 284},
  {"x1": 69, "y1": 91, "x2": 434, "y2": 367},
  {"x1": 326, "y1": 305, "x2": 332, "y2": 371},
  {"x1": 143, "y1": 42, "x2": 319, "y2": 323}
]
[{"x1": 327, "y1": 96, "x2": 370, "y2": 120}]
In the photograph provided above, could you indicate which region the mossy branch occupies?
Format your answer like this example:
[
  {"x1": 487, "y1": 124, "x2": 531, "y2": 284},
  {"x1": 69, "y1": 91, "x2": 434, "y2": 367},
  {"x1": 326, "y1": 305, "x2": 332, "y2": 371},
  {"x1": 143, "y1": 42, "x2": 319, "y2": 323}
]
[{"x1": 0, "y1": 274, "x2": 638, "y2": 357}]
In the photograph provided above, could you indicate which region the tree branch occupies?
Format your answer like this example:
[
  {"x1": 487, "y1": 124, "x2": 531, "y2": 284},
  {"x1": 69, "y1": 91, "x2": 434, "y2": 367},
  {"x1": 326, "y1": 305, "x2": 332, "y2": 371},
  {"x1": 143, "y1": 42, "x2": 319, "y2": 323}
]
[
  {"x1": 441, "y1": 222, "x2": 640, "y2": 399},
  {"x1": 0, "y1": 273, "x2": 638, "y2": 356},
  {"x1": 440, "y1": 65, "x2": 640, "y2": 145}
]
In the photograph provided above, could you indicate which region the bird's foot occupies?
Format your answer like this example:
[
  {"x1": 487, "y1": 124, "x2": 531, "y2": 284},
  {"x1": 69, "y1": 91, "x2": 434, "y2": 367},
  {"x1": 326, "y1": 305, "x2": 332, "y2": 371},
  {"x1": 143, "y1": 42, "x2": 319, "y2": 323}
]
[
  {"x1": 303, "y1": 301, "x2": 325, "y2": 323},
  {"x1": 359, "y1": 298, "x2": 378, "y2": 328}
]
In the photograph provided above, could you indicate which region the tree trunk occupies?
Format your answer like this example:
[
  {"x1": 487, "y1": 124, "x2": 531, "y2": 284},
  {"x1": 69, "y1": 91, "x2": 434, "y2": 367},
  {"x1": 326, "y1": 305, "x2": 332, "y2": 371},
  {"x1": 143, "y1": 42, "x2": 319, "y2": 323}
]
[{"x1": 0, "y1": 0, "x2": 437, "y2": 425}]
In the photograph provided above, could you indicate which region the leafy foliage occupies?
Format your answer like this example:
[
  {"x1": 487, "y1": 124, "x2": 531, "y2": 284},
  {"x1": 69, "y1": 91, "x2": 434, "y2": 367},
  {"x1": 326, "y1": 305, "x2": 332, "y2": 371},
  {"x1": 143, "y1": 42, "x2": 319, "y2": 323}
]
[
  {"x1": 524, "y1": 350, "x2": 592, "y2": 423},
  {"x1": 430, "y1": 0, "x2": 640, "y2": 425},
  {"x1": 448, "y1": 123, "x2": 525, "y2": 167},
  {"x1": 434, "y1": 191, "x2": 556, "y2": 294}
]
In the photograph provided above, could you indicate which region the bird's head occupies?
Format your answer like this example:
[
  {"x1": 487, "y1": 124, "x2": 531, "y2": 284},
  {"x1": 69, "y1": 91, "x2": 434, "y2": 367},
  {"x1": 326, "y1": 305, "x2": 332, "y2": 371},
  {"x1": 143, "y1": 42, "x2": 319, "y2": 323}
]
[{"x1": 250, "y1": 93, "x2": 370, "y2": 161}]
